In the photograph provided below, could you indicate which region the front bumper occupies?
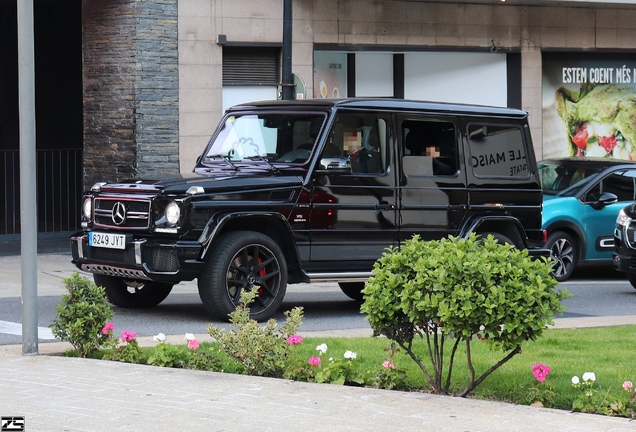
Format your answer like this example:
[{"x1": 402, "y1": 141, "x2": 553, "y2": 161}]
[
  {"x1": 70, "y1": 233, "x2": 204, "y2": 283},
  {"x1": 612, "y1": 245, "x2": 636, "y2": 274}
]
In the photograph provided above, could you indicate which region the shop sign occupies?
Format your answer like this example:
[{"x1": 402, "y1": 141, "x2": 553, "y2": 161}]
[{"x1": 542, "y1": 53, "x2": 636, "y2": 160}]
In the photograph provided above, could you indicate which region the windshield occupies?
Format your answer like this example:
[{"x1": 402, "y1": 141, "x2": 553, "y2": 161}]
[
  {"x1": 538, "y1": 161, "x2": 603, "y2": 196},
  {"x1": 202, "y1": 112, "x2": 326, "y2": 165}
]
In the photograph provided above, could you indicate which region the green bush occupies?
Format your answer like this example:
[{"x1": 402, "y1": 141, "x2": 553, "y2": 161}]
[
  {"x1": 361, "y1": 233, "x2": 570, "y2": 397},
  {"x1": 207, "y1": 288, "x2": 304, "y2": 377},
  {"x1": 50, "y1": 273, "x2": 114, "y2": 358}
]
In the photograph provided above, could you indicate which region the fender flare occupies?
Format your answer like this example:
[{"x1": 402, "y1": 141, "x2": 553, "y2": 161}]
[
  {"x1": 543, "y1": 220, "x2": 587, "y2": 254},
  {"x1": 198, "y1": 211, "x2": 305, "y2": 280},
  {"x1": 459, "y1": 215, "x2": 528, "y2": 248}
]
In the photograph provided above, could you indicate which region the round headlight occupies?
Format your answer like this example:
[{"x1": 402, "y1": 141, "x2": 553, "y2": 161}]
[
  {"x1": 82, "y1": 198, "x2": 92, "y2": 220},
  {"x1": 165, "y1": 201, "x2": 181, "y2": 226}
]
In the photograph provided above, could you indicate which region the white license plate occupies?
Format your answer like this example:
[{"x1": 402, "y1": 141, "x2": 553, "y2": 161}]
[{"x1": 89, "y1": 232, "x2": 126, "y2": 250}]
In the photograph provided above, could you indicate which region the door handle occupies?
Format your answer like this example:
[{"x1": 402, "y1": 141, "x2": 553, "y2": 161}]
[{"x1": 375, "y1": 201, "x2": 395, "y2": 211}]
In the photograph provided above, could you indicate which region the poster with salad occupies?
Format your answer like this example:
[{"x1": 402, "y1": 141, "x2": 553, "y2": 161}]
[{"x1": 542, "y1": 53, "x2": 636, "y2": 160}]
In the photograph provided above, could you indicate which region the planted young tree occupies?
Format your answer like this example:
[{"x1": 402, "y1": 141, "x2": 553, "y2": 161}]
[
  {"x1": 50, "y1": 273, "x2": 114, "y2": 358},
  {"x1": 360, "y1": 233, "x2": 569, "y2": 397},
  {"x1": 207, "y1": 288, "x2": 304, "y2": 377}
]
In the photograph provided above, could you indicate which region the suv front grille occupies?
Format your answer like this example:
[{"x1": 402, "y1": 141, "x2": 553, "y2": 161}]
[
  {"x1": 94, "y1": 198, "x2": 151, "y2": 229},
  {"x1": 145, "y1": 247, "x2": 179, "y2": 272},
  {"x1": 87, "y1": 246, "x2": 138, "y2": 266}
]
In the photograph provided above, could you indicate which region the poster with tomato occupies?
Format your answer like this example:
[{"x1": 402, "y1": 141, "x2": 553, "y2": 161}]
[
  {"x1": 313, "y1": 51, "x2": 347, "y2": 99},
  {"x1": 542, "y1": 53, "x2": 636, "y2": 161}
]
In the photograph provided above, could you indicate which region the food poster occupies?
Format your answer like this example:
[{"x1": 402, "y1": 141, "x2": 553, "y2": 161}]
[
  {"x1": 542, "y1": 52, "x2": 636, "y2": 160},
  {"x1": 313, "y1": 51, "x2": 347, "y2": 99}
]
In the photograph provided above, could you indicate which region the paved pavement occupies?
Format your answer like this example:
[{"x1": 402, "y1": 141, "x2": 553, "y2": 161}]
[{"x1": 0, "y1": 236, "x2": 635, "y2": 431}]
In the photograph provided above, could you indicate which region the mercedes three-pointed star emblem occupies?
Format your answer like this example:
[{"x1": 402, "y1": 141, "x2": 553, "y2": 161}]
[{"x1": 111, "y1": 202, "x2": 127, "y2": 225}]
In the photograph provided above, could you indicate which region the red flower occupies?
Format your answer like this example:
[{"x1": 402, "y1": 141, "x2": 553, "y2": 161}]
[{"x1": 532, "y1": 362, "x2": 551, "y2": 382}]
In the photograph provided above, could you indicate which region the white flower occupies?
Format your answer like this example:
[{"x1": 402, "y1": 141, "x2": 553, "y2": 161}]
[
  {"x1": 344, "y1": 350, "x2": 357, "y2": 360},
  {"x1": 316, "y1": 343, "x2": 328, "y2": 354},
  {"x1": 329, "y1": 357, "x2": 333, "y2": 362},
  {"x1": 572, "y1": 376, "x2": 580, "y2": 385},
  {"x1": 582, "y1": 372, "x2": 596, "y2": 382},
  {"x1": 184, "y1": 333, "x2": 195, "y2": 341},
  {"x1": 153, "y1": 333, "x2": 166, "y2": 342}
]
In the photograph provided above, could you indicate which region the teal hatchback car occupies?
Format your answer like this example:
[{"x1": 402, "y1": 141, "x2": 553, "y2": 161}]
[{"x1": 540, "y1": 157, "x2": 636, "y2": 281}]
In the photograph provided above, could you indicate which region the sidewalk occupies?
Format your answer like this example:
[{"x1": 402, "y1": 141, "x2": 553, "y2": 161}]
[
  {"x1": 0, "y1": 242, "x2": 636, "y2": 430},
  {"x1": 0, "y1": 345, "x2": 634, "y2": 432}
]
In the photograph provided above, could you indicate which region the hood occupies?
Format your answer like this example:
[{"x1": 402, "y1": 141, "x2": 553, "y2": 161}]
[{"x1": 99, "y1": 172, "x2": 304, "y2": 195}]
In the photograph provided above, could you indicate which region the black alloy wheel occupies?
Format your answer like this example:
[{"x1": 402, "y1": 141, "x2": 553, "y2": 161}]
[
  {"x1": 93, "y1": 274, "x2": 174, "y2": 308},
  {"x1": 198, "y1": 231, "x2": 287, "y2": 322}
]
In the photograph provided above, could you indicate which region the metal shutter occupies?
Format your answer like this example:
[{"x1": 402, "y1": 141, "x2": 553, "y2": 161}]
[{"x1": 223, "y1": 47, "x2": 279, "y2": 86}]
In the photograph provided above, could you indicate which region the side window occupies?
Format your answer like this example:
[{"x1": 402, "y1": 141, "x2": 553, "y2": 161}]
[
  {"x1": 402, "y1": 120, "x2": 457, "y2": 176},
  {"x1": 325, "y1": 114, "x2": 388, "y2": 175},
  {"x1": 593, "y1": 170, "x2": 636, "y2": 202},
  {"x1": 468, "y1": 124, "x2": 528, "y2": 178}
]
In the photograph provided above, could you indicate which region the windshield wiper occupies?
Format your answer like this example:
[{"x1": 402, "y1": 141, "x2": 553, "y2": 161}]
[
  {"x1": 244, "y1": 155, "x2": 280, "y2": 173},
  {"x1": 203, "y1": 154, "x2": 239, "y2": 171}
]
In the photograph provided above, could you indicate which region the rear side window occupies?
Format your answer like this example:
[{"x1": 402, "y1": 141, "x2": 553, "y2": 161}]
[
  {"x1": 402, "y1": 120, "x2": 458, "y2": 177},
  {"x1": 468, "y1": 124, "x2": 528, "y2": 178}
]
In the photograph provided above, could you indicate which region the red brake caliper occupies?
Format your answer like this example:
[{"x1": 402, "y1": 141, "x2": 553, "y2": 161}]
[{"x1": 257, "y1": 257, "x2": 266, "y2": 296}]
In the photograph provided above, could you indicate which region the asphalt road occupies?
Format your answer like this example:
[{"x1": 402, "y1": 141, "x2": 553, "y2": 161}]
[
  {"x1": 0, "y1": 233, "x2": 635, "y2": 345},
  {"x1": 1, "y1": 261, "x2": 636, "y2": 346}
]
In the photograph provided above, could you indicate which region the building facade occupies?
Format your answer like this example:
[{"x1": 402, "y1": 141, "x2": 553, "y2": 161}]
[
  {"x1": 174, "y1": 0, "x2": 636, "y2": 172},
  {"x1": 4, "y1": 0, "x2": 636, "y2": 235},
  {"x1": 80, "y1": 0, "x2": 636, "y2": 180}
]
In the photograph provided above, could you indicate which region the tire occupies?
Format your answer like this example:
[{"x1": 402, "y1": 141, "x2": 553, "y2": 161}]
[
  {"x1": 545, "y1": 231, "x2": 577, "y2": 282},
  {"x1": 338, "y1": 282, "x2": 365, "y2": 302},
  {"x1": 198, "y1": 231, "x2": 287, "y2": 322},
  {"x1": 93, "y1": 274, "x2": 173, "y2": 308},
  {"x1": 628, "y1": 273, "x2": 636, "y2": 290}
]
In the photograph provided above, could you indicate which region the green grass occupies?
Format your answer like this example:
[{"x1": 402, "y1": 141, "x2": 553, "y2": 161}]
[{"x1": 87, "y1": 325, "x2": 636, "y2": 413}]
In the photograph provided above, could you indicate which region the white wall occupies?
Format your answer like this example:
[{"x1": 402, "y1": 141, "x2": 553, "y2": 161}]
[
  {"x1": 222, "y1": 86, "x2": 278, "y2": 112},
  {"x1": 404, "y1": 52, "x2": 507, "y2": 107},
  {"x1": 355, "y1": 52, "x2": 394, "y2": 97}
]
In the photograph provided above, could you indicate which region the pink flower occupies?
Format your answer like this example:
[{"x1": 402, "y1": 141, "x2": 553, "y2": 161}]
[
  {"x1": 532, "y1": 363, "x2": 551, "y2": 383},
  {"x1": 187, "y1": 339, "x2": 200, "y2": 350},
  {"x1": 120, "y1": 330, "x2": 136, "y2": 343},
  {"x1": 382, "y1": 360, "x2": 395, "y2": 369},
  {"x1": 308, "y1": 357, "x2": 322, "y2": 368},
  {"x1": 101, "y1": 322, "x2": 114, "y2": 335},
  {"x1": 285, "y1": 334, "x2": 303, "y2": 346},
  {"x1": 623, "y1": 381, "x2": 633, "y2": 392}
]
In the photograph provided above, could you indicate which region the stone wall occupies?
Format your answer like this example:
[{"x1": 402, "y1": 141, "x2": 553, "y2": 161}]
[
  {"x1": 135, "y1": 0, "x2": 179, "y2": 179},
  {"x1": 82, "y1": 0, "x2": 179, "y2": 187}
]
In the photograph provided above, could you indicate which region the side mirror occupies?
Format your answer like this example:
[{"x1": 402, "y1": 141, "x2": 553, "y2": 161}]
[
  {"x1": 590, "y1": 192, "x2": 618, "y2": 210},
  {"x1": 315, "y1": 156, "x2": 352, "y2": 175}
]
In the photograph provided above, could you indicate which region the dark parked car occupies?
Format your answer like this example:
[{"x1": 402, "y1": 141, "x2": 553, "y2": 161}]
[
  {"x1": 613, "y1": 202, "x2": 636, "y2": 288},
  {"x1": 539, "y1": 157, "x2": 636, "y2": 281},
  {"x1": 72, "y1": 98, "x2": 546, "y2": 321}
]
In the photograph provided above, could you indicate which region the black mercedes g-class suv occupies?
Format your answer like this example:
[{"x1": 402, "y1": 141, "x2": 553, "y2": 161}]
[{"x1": 72, "y1": 99, "x2": 546, "y2": 321}]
